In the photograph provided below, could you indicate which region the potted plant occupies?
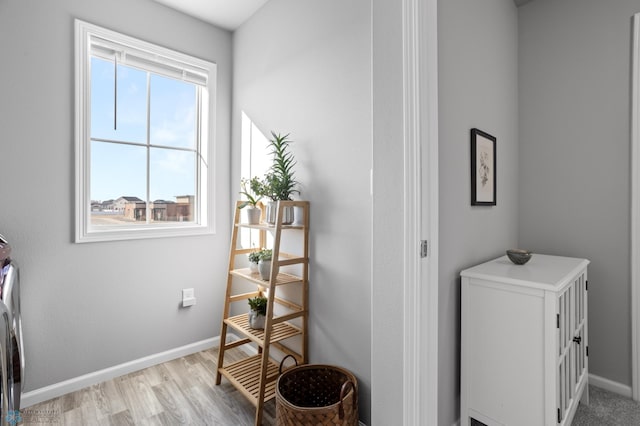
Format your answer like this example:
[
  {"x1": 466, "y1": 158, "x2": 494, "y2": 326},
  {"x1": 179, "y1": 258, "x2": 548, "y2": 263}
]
[
  {"x1": 247, "y1": 250, "x2": 260, "y2": 273},
  {"x1": 248, "y1": 295, "x2": 267, "y2": 329},
  {"x1": 257, "y1": 248, "x2": 273, "y2": 280},
  {"x1": 238, "y1": 177, "x2": 263, "y2": 224},
  {"x1": 254, "y1": 132, "x2": 300, "y2": 225}
]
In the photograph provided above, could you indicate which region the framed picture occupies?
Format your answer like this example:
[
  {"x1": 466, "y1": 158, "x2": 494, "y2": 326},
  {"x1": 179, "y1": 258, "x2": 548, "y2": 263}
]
[{"x1": 470, "y1": 128, "x2": 496, "y2": 206}]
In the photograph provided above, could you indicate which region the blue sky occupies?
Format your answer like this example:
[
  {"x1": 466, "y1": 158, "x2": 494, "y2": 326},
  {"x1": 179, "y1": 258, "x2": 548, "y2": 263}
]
[{"x1": 90, "y1": 58, "x2": 197, "y2": 202}]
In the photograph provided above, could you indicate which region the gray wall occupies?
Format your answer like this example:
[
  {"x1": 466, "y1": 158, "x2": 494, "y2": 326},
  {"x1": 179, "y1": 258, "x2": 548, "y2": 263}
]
[
  {"x1": 519, "y1": 0, "x2": 639, "y2": 387},
  {"x1": 232, "y1": 0, "x2": 372, "y2": 422},
  {"x1": 370, "y1": 0, "x2": 405, "y2": 423},
  {"x1": 0, "y1": 0, "x2": 232, "y2": 391},
  {"x1": 438, "y1": 0, "x2": 520, "y2": 424}
]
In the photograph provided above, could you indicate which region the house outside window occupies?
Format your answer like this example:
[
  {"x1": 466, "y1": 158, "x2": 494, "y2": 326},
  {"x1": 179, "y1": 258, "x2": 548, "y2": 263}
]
[{"x1": 75, "y1": 20, "x2": 217, "y2": 242}]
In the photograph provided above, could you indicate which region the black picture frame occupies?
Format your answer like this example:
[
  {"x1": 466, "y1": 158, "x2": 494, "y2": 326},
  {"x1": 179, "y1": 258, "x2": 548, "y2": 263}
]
[{"x1": 470, "y1": 128, "x2": 496, "y2": 206}]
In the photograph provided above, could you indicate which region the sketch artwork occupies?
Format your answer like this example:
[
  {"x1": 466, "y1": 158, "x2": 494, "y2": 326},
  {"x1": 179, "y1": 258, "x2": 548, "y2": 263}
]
[{"x1": 471, "y1": 128, "x2": 496, "y2": 206}]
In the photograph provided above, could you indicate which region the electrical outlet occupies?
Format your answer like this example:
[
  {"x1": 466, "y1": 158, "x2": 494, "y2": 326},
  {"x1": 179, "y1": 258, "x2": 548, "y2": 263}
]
[{"x1": 182, "y1": 288, "x2": 196, "y2": 307}]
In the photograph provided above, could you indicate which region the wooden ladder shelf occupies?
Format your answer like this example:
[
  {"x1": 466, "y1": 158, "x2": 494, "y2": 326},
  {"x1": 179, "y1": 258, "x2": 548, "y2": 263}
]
[{"x1": 215, "y1": 200, "x2": 309, "y2": 426}]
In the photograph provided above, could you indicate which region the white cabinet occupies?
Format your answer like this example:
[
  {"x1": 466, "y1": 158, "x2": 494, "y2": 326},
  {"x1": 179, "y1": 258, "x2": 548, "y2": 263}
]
[{"x1": 460, "y1": 254, "x2": 589, "y2": 426}]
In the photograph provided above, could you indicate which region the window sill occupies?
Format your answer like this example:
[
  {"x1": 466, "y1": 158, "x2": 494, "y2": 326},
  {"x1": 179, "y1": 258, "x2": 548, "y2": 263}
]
[{"x1": 75, "y1": 223, "x2": 215, "y2": 243}]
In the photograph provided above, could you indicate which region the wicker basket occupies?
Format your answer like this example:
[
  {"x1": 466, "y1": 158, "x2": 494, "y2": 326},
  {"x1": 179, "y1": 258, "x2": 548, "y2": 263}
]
[{"x1": 276, "y1": 357, "x2": 358, "y2": 426}]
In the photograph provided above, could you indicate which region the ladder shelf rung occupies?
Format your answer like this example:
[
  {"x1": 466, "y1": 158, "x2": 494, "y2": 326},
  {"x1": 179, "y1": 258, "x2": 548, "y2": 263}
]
[
  {"x1": 222, "y1": 337, "x2": 251, "y2": 350},
  {"x1": 230, "y1": 268, "x2": 303, "y2": 286},
  {"x1": 236, "y1": 223, "x2": 305, "y2": 231},
  {"x1": 218, "y1": 354, "x2": 279, "y2": 406},
  {"x1": 224, "y1": 313, "x2": 303, "y2": 346}
]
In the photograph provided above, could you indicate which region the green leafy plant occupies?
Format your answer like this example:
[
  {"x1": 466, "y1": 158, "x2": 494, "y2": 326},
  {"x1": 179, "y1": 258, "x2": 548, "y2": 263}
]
[
  {"x1": 248, "y1": 249, "x2": 271, "y2": 264},
  {"x1": 249, "y1": 175, "x2": 271, "y2": 200},
  {"x1": 247, "y1": 251, "x2": 261, "y2": 264},
  {"x1": 248, "y1": 296, "x2": 267, "y2": 316},
  {"x1": 238, "y1": 177, "x2": 263, "y2": 209},
  {"x1": 258, "y1": 249, "x2": 272, "y2": 261},
  {"x1": 253, "y1": 132, "x2": 300, "y2": 201}
]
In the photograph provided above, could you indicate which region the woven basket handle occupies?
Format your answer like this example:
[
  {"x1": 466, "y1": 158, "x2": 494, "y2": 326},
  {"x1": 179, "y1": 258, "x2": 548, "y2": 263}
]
[
  {"x1": 278, "y1": 354, "x2": 298, "y2": 374},
  {"x1": 338, "y1": 380, "x2": 356, "y2": 420}
]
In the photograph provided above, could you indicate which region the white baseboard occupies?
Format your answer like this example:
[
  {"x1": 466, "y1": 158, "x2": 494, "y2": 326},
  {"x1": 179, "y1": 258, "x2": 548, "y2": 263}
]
[
  {"x1": 22, "y1": 336, "x2": 369, "y2": 425},
  {"x1": 22, "y1": 337, "x2": 218, "y2": 408},
  {"x1": 589, "y1": 373, "x2": 633, "y2": 398}
]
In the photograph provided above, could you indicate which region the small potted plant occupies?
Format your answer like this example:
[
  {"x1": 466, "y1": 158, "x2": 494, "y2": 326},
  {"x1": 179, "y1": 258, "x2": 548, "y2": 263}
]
[
  {"x1": 258, "y1": 249, "x2": 273, "y2": 280},
  {"x1": 238, "y1": 177, "x2": 263, "y2": 224},
  {"x1": 247, "y1": 250, "x2": 260, "y2": 273},
  {"x1": 253, "y1": 132, "x2": 300, "y2": 225},
  {"x1": 248, "y1": 295, "x2": 267, "y2": 329}
]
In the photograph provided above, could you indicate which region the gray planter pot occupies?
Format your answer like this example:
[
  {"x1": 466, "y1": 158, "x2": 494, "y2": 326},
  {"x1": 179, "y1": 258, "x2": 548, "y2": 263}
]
[
  {"x1": 265, "y1": 202, "x2": 294, "y2": 225},
  {"x1": 248, "y1": 310, "x2": 265, "y2": 329},
  {"x1": 258, "y1": 259, "x2": 272, "y2": 280}
]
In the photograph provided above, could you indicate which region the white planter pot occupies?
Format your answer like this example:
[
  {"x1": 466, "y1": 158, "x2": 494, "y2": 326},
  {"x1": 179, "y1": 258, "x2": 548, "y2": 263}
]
[
  {"x1": 265, "y1": 202, "x2": 294, "y2": 225},
  {"x1": 249, "y1": 262, "x2": 259, "y2": 273},
  {"x1": 258, "y1": 259, "x2": 272, "y2": 280},
  {"x1": 243, "y1": 206, "x2": 261, "y2": 224},
  {"x1": 248, "y1": 310, "x2": 265, "y2": 329}
]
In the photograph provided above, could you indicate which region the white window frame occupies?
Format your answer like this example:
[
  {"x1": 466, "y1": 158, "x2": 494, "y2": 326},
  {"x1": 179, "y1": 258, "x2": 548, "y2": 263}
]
[{"x1": 74, "y1": 20, "x2": 216, "y2": 243}]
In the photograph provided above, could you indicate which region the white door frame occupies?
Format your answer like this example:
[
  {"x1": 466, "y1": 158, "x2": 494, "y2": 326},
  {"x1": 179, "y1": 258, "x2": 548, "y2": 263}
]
[
  {"x1": 370, "y1": 0, "x2": 438, "y2": 422},
  {"x1": 402, "y1": 0, "x2": 439, "y2": 423},
  {"x1": 630, "y1": 12, "x2": 640, "y2": 402}
]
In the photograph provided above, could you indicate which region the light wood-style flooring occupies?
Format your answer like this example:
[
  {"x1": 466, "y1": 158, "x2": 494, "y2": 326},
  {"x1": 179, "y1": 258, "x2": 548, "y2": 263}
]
[{"x1": 20, "y1": 347, "x2": 276, "y2": 425}]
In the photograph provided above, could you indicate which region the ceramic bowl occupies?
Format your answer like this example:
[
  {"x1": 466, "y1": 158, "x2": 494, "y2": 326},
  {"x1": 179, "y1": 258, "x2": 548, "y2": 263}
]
[{"x1": 506, "y1": 249, "x2": 532, "y2": 265}]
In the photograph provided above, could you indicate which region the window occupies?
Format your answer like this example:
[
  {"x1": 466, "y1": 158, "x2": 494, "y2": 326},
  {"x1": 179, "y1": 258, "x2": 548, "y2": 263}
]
[
  {"x1": 75, "y1": 20, "x2": 216, "y2": 242},
  {"x1": 239, "y1": 112, "x2": 271, "y2": 250}
]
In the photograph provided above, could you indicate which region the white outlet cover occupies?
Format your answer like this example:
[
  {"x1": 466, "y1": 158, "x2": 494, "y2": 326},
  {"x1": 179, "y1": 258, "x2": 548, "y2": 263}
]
[{"x1": 182, "y1": 288, "x2": 196, "y2": 307}]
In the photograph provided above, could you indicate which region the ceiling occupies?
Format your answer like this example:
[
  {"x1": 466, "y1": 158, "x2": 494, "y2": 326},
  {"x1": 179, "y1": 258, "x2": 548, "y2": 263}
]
[
  {"x1": 152, "y1": 0, "x2": 269, "y2": 31},
  {"x1": 154, "y1": 0, "x2": 533, "y2": 31}
]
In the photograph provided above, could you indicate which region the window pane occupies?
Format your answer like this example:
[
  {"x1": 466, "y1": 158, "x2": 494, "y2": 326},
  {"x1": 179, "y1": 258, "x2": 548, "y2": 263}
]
[
  {"x1": 91, "y1": 58, "x2": 147, "y2": 144},
  {"x1": 90, "y1": 141, "x2": 147, "y2": 226},
  {"x1": 149, "y1": 148, "x2": 196, "y2": 223},
  {"x1": 149, "y1": 74, "x2": 196, "y2": 149},
  {"x1": 77, "y1": 21, "x2": 216, "y2": 242}
]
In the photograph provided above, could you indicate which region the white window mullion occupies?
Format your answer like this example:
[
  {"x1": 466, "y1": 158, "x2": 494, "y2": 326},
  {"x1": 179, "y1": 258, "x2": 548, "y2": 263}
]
[{"x1": 145, "y1": 71, "x2": 152, "y2": 225}]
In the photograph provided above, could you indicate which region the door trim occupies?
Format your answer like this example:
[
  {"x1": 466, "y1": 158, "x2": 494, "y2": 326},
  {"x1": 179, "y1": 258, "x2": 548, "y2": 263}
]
[
  {"x1": 631, "y1": 12, "x2": 640, "y2": 401},
  {"x1": 402, "y1": 0, "x2": 439, "y2": 423}
]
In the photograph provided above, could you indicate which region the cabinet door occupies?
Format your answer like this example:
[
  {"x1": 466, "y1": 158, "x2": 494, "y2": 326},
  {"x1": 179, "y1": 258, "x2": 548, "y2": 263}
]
[
  {"x1": 557, "y1": 270, "x2": 588, "y2": 424},
  {"x1": 573, "y1": 272, "x2": 588, "y2": 390},
  {"x1": 557, "y1": 285, "x2": 574, "y2": 423}
]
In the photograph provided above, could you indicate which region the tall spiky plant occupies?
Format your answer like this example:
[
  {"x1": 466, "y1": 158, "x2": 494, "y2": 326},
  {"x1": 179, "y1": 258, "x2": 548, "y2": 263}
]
[{"x1": 263, "y1": 132, "x2": 299, "y2": 201}]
